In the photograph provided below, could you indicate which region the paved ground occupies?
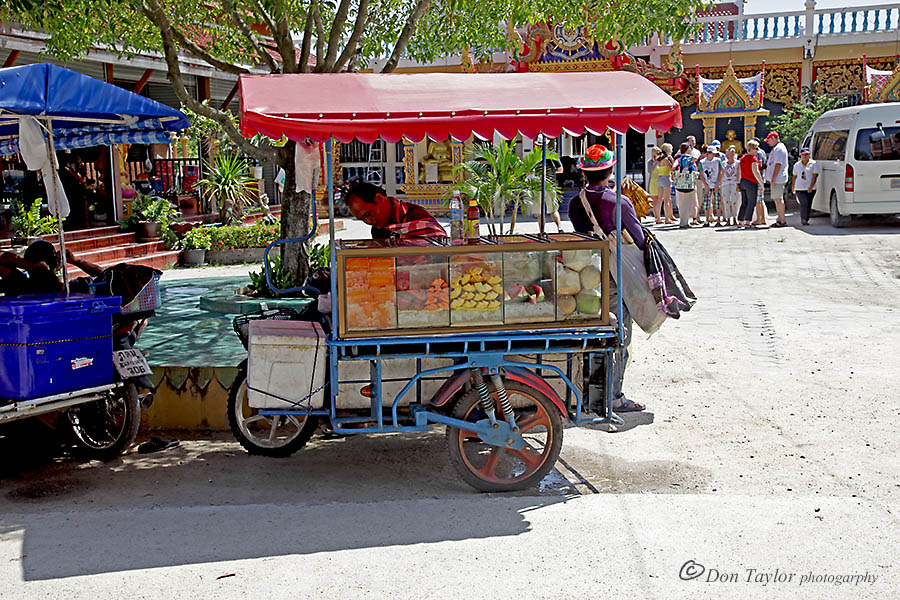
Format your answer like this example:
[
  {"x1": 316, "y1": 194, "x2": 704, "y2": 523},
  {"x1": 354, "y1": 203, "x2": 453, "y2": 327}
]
[{"x1": 2, "y1": 209, "x2": 900, "y2": 599}]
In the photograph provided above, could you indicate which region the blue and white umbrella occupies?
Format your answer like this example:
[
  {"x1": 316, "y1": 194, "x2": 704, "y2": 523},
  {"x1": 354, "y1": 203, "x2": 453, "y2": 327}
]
[{"x1": 0, "y1": 63, "x2": 189, "y2": 290}]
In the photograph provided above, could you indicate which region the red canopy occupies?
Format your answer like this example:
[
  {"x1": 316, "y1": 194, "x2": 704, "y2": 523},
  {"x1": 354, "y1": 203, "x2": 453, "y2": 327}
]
[{"x1": 239, "y1": 71, "x2": 681, "y2": 144}]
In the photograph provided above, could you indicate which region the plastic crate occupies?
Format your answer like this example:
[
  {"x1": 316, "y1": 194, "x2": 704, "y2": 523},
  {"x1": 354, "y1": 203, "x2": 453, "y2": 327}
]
[
  {"x1": 0, "y1": 294, "x2": 121, "y2": 400},
  {"x1": 121, "y1": 274, "x2": 161, "y2": 314},
  {"x1": 232, "y1": 307, "x2": 299, "y2": 350}
]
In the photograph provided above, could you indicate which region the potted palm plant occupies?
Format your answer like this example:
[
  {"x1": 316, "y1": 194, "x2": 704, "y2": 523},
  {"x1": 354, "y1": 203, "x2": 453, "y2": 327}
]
[
  {"x1": 196, "y1": 152, "x2": 256, "y2": 224},
  {"x1": 11, "y1": 198, "x2": 59, "y2": 246},
  {"x1": 181, "y1": 226, "x2": 211, "y2": 266},
  {"x1": 453, "y1": 141, "x2": 560, "y2": 235}
]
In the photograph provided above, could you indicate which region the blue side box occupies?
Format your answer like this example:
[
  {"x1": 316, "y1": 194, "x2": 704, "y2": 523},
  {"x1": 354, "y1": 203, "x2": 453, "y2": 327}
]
[{"x1": 0, "y1": 294, "x2": 121, "y2": 400}]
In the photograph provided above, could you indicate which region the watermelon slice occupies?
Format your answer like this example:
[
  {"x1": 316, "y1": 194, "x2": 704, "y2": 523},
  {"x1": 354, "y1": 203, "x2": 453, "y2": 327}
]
[{"x1": 530, "y1": 284, "x2": 545, "y2": 303}]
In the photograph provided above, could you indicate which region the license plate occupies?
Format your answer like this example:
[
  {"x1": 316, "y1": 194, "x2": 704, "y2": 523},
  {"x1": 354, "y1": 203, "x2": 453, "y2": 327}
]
[
  {"x1": 113, "y1": 349, "x2": 152, "y2": 378},
  {"x1": 891, "y1": 179, "x2": 900, "y2": 189}
]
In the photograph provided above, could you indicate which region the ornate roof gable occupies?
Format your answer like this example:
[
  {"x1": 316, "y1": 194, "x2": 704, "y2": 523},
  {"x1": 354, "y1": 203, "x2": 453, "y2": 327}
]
[{"x1": 698, "y1": 63, "x2": 764, "y2": 112}]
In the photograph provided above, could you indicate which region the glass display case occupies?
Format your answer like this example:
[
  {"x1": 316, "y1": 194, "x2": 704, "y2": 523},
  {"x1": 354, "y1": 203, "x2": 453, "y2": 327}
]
[{"x1": 335, "y1": 234, "x2": 610, "y2": 338}]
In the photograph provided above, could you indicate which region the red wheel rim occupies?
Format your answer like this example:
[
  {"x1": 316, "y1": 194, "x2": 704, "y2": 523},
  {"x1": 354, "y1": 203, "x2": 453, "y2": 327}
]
[{"x1": 455, "y1": 389, "x2": 554, "y2": 486}]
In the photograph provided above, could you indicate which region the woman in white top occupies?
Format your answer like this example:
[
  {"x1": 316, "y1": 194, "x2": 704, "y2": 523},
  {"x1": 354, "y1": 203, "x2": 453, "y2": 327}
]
[
  {"x1": 792, "y1": 147, "x2": 820, "y2": 226},
  {"x1": 720, "y1": 147, "x2": 741, "y2": 226}
]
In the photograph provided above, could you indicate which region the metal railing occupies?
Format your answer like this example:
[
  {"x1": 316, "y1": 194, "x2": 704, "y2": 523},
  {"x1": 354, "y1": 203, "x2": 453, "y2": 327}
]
[{"x1": 654, "y1": 3, "x2": 900, "y2": 46}]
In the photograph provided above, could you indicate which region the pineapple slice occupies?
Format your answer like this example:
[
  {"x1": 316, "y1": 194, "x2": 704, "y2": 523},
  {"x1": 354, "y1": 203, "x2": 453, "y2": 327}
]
[
  {"x1": 473, "y1": 292, "x2": 486, "y2": 301},
  {"x1": 475, "y1": 301, "x2": 490, "y2": 309},
  {"x1": 491, "y1": 284, "x2": 502, "y2": 294},
  {"x1": 484, "y1": 291, "x2": 498, "y2": 300},
  {"x1": 450, "y1": 297, "x2": 465, "y2": 309},
  {"x1": 463, "y1": 283, "x2": 477, "y2": 292},
  {"x1": 487, "y1": 300, "x2": 501, "y2": 309},
  {"x1": 462, "y1": 291, "x2": 475, "y2": 300},
  {"x1": 450, "y1": 287, "x2": 462, "y2": 299},
  {"x1": 462, "y1": 300, "x2": 477, "y2": 309},
  {"x1": 487, "y1": 275, "x2": 502, "y2": 285}
]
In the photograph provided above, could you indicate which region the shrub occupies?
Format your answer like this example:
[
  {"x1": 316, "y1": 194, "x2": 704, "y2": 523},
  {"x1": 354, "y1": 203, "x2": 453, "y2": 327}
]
[
  {"x1": 207, "y1": 220, "x2": 280, "y2": 251},
  {"x1": 181, "y1": 227, "x2": 212, "y2": 250}
]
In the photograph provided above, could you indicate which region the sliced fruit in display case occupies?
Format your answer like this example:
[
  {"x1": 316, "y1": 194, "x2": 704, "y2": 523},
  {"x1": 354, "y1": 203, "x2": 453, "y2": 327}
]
[
  {"x1": 449, "y1": 255, "x2": 503, "y2": 326},
  {"x1": 503, "y1": 250, "x2": 556, "y2": 324},
  {"x1": 396, "y1": 255, "x2": 450, "y2": 328},
  {"x1": 345, "y1": 256, "x2": 398, "y2": 331}
]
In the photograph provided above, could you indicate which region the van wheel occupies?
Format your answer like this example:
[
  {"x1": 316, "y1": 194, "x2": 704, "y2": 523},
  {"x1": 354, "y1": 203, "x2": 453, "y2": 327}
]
[{"x1": 829, "y1": 191, "x2": 850, "y2": 228}]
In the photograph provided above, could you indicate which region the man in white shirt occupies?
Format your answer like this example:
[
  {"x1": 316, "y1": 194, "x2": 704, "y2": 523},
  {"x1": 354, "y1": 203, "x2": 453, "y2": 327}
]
[
  {"x1": 699, "y1": 146, "x2": 724, "y2": 226},
  {"x1": 791, "y1": 147, "x2": 820, "y2": 226},
  {"x1": 764, "y1": 131, "x2": 790, "y2": 227}
]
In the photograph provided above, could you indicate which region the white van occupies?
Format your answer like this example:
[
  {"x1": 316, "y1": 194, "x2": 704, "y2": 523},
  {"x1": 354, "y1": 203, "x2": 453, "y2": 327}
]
[{"x1": 802, "y1": 103, "x2": 900, "y2": 227}]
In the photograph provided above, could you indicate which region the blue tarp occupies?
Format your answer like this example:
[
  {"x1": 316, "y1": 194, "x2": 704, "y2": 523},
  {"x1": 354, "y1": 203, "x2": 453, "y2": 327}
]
[{"x1": 0, "y1": 63, "x2": 189, "y2": 153}]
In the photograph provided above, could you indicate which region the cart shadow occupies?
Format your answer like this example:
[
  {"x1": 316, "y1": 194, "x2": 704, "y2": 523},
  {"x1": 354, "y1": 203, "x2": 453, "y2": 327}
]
[{"x1": 1, "y1": 430, "x2": 589, "y2": 580}]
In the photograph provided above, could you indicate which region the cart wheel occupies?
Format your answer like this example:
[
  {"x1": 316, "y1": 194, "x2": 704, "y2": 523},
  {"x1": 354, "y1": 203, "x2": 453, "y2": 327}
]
[
  {"x1": 65, "y1": 382, "x2": 141, "y2": 461},
  {"x1": 227, "y1": 361, "x2": 318, "y2": 457},
  {"x1": 445, "y1": 381, "x2": 562, "y2": 493}
]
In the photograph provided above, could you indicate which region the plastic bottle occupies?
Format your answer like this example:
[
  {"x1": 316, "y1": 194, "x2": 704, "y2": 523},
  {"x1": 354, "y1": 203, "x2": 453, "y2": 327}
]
[
  {"x1": 465, "y1": 198, "x2": 480, "y2": 242},
  {"x1": 448, "y1": 190, "x2": 464, "y2": 241}
]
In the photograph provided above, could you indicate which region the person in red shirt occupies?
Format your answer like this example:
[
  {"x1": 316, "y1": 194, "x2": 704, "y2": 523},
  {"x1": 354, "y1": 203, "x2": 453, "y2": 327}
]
[
  {"x1": 738, "y1": 139, "x2": 764, "y2": 229},
  {"x1": 346, "y1": 182, "x2": 446, "y2": 239}
]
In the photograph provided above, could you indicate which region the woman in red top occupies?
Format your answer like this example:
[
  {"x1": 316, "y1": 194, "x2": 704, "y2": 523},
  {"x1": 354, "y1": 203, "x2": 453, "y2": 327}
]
[{"x1": 738, "y1": 139, "x2": 764, "y2": 229}]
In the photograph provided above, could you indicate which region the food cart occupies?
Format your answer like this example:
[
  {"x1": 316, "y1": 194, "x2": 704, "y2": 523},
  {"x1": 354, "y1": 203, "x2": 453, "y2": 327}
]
[{"x1": 233, "y1": 71, "x2": 681, "y2": 491}]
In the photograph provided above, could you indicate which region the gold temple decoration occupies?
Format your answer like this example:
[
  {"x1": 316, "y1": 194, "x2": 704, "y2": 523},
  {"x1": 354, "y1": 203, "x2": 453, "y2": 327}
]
[{"x1": 690, "y1": 62, "x2": 769, "y2": 146}]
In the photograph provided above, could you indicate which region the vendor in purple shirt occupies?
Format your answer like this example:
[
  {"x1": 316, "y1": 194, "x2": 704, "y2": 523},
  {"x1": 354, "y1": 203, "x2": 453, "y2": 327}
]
[
  {"x1": 568, "y1": 145, "x2": 646, "y2": 249},
  {"x1": 568, "y1": 144, "x2": 646, "y2": 413}
]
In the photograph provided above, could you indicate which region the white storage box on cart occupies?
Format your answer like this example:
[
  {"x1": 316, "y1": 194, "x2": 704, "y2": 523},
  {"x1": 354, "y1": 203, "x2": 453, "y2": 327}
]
[{"x1": 247, "y1": 320, "x2": 326, "y2": 409}]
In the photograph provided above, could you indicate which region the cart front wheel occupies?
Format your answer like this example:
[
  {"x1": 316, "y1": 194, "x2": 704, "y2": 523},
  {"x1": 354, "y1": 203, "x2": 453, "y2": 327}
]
[
  {"x1": 227, "y1": 361, "x2": 318, "y2": 457},
  {"x1": 65, "y1": 382, "x2": 141, "y2": 461},
  {"x1": 445, "y1": 380, "x2": 562, "y2": 493}
]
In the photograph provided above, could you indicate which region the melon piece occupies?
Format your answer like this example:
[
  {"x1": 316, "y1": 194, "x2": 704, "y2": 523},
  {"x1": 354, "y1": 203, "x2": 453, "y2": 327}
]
[
  {"x1": 503, "y1": 289, "x2": 512, "y2": 302},
  {"x1": 558, "y1": 295, "x2": 577, "y2": 316},
  {"x1": 579, "y1": 265, "x2": 602, "y2": 290},
  {"x1": 561, "y1": 250, "x2": 592, "y2": 272},
  {"x1": 575, "y1": 290, "x2": 602, "y2": 315},
  {"x1": 558, "y1": 268, "x2": 581, "y2": 295},
  {"x1": 530, "y1": 284, "x2": 545, "y2": 303}
]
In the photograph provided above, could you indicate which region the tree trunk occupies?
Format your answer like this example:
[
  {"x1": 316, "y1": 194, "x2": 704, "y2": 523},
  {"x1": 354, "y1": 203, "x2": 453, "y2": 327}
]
[
  {"x1": 509, "y1": 198, "x2": 519, "y2": 234},
  {"x1": 278, "y1": 142, "x2": 310, "y2": 286}
]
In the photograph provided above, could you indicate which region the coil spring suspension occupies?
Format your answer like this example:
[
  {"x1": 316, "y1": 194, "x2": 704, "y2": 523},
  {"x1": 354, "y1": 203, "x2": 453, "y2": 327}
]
[
  {"x1": 471, "y1": 368, "x2": 498, "y2": 424},
  {"x1": 491, "y1": 374, "x2": 517, "y2": 429}
]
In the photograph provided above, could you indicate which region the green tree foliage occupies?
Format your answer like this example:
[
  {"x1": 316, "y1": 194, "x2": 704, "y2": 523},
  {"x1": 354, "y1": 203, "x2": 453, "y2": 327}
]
[
  {"x1": 767, "y1": 84, "x2": 841, "y2": 150},
  {"x1": 2, "y1": 0, "x2": 708, "y2": 281}
]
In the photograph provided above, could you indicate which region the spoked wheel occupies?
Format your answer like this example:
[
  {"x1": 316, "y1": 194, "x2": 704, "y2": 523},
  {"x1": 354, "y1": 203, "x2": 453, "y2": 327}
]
[
  {"x1": 227, "y1": 361, "x2": 318, "y2": 457},
  {"x1": 446, "y1": 380, "x2": 563, "y2": 493},
  {"x1": 65, "y1": 382, "x2": 141, "y2": 461}
]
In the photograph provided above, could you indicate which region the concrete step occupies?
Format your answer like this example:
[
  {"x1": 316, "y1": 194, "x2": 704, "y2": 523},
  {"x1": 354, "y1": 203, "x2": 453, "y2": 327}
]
[
  {"x1": 42, "y1": 225, "x2": 121, "y2": 243},
  {"x1": 66, "y1": 250, "x2": 180, "y2": 280},
  {"x1": 50, "y1": 232, "x2": 138, "y2": 253},
  {"x1": 70, "y1": 241, "x2": 166, "y2": 264}
]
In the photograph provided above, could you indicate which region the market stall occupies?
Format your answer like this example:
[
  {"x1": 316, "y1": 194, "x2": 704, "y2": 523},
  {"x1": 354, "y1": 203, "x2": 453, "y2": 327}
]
[{"x1": 236, "y1": 71, "x2": 682, "y2": 491}]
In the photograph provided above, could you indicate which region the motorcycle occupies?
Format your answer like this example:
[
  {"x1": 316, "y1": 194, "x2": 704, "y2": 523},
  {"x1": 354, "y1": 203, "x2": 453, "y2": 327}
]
[{"x1": 0, "y1": 266, "x2": 159, "y2": 461}]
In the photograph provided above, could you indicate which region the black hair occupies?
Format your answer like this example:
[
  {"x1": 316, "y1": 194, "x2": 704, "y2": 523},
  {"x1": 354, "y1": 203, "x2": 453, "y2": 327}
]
[
  {"x1": 24, "y1": 240, "x2": 58, "y2": 271},
  {"x1": 25, "y1": 267, "x2": 63, "y2": 294},
  {"x1": 584, "y1": 167, "x2": 613, "y2": 184},
  {"x1": 346, "y1": 182, "x2": 387, "y2": 205}
]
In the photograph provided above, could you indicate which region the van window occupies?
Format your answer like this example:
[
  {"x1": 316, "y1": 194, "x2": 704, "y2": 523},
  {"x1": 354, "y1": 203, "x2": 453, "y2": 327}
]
[
  {"x1": 854, "y1": 127, "x2": 900, "y2": 161},
  {"x1": 812, "y1": 130, "x2": 849, "y2": 161}
]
